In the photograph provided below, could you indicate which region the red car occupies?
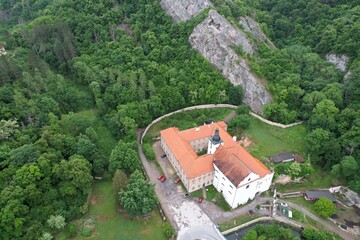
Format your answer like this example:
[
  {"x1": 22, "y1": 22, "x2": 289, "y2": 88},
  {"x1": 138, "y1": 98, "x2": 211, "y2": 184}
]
[
  {"x1": 160, "y1": 176, "x2": 167, "y2": 182},
  {"x1": 158, "y1": 175, "x2": 163, "y2": 180},
  {"x1": 198, "y1": 197, "x2": 203, "y2": 203},
  {"x1": 175, "y1": 178, "x2": 181, "y2": 184}
]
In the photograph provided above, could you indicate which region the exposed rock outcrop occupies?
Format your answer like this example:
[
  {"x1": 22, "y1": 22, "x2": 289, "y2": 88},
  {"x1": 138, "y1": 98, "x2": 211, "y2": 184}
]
[
  {"x1": 325, "y1": 53, "x2": 349, "y2": 72},
  {"x1": 239, "y1": 16, "x2": 276, "y2": 49},
  {"x1": 160, "y1": 0, "x2": 212, "y2": 23},
  {"x1": 189, "y1": 10, "x2": 272, "y2": 114}
]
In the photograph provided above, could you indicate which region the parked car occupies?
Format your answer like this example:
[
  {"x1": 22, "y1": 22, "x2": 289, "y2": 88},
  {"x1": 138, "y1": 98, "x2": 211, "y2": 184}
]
[
  {"x1": 160, "y1": 176, "x2": 167, "y2": 182},
  {"x1": 158, "y1": 175, "x2": 163, "y2": 180},
  {"x1": 280, "y1": 202, "x2": 288, "y2": 207},
  {"x1": 198, "y1": 197, "x2": 203, "y2": 203},
  {"x1": 161, "y1": 153, "x2": 167, "y2": 158},
  {"x1": 175, "y1": 178, "x2": 181, "y2": 184}
]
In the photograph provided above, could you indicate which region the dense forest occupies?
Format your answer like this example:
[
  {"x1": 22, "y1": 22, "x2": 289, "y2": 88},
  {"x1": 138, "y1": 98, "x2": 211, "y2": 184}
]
[{"x1": 0, "y1": 0, "x2": 359, "y2": 239}]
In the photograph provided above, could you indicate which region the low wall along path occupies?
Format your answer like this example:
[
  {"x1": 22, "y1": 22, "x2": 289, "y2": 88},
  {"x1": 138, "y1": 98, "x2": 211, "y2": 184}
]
[{"x1": 140, "y1": 104, "x2": 303, "y2": 144}]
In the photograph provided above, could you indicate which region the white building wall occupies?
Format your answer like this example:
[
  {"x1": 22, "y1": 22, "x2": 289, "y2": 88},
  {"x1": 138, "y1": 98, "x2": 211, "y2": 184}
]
[
  {"x1": 213, "y1": 164, "x2": 274, "y2": 209},
  {"x1": 207, "y1": 141, "x2": 224, "y2": 154}
]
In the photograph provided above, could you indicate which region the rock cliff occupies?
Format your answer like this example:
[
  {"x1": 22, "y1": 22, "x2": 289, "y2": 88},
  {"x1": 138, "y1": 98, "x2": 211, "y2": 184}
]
[
  {"x1": 189, "y1": 10, "x2": 272, "y2": 114},
  {"x1": 325, "y1": 53, "x2": 349, "y2": 72},
  {"x1": 239, "y1": 16, "x2": 276, "y2": 49},
  {"x1": 160, "y1": 0, "x2": 212, "y2": 23}
]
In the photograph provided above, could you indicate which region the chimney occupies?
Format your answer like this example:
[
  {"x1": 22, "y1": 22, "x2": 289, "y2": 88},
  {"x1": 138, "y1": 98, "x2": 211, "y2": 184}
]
[{"x1": 232, "y1": 136, "x2": 237, "y2": 141}]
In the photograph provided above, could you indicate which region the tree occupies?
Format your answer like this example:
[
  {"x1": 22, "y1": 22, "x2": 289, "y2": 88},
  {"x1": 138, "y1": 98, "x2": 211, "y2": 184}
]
[
  {"x1": 229, "y1": 114, "x2": 251, "y2": 131},
  {"x1": 109, "y1": 141, "x2": 140, "y2": 175},
  {"x1": 340, "y1": 156, "x2": 359, "y2": 178},
  {"x1": 112, "y1": 169, "x2": 128, "y2": 198},
  {"x1": 9, "y1": 144, "x2": 40, "y2": 166},
  {"x1": 242, "y1": 229, "x2": 257, "y2": 240},
  {"x1": 314, "y1": 197, "x2": 336, "y2": 218},
  {"x1": 119, "y1": 170, "x2": 158, "y2": 216},
  {"x1": 285, "y1": 162, "x2": 301, "y2": 179},
  {"x1": 47, "y1": 215, "x2": 66, "y2": 230},
  {"x1": 308, "y1": 99, "x2": 339, "y2": 131},
  {"x1": 39, "y1": 232, "x2": 53, "y2": 240},
  {"x1": 0, "y1": 119, "x2": 19, "y2": 140},
  {"x1": 228, "y1": 85, "x2": 243, "y2": 105}
]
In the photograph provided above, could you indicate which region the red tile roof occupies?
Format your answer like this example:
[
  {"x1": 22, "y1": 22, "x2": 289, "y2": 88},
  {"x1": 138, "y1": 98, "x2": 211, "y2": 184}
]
[{"x1": 160, "y1": 122, "x2": 271, "y2": 182}]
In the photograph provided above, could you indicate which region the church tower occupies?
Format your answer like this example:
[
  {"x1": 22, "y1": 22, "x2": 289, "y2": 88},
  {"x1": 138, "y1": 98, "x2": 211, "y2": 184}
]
[{"x1": 207, "y1": 128, "x2": 224, "y2": 154}]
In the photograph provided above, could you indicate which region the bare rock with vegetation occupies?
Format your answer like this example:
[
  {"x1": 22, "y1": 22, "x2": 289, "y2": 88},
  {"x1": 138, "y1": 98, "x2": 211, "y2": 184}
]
[
  {"x1": 160, "y1": 0, "x2": 212, "y2": 23},
  {"x1": 325, "y1": 54, "x2": 349, "y2": 72},
  {"x1": 189, "y1": 10, "x2": 272, "y2": 114},
  {"x1": 239, "y1": 16, "x2": 276, "y2": 49}
]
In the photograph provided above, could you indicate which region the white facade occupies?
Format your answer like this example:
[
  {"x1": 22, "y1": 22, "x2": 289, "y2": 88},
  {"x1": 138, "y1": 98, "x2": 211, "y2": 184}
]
[{"x1": 213, "y1": 164, "x2": 274, "y2": 208}]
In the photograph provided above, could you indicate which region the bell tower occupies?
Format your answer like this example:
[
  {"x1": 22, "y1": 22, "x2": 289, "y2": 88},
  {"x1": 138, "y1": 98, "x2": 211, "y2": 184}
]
[{"x1": 207, "y1": 128, "x2": 224, "y2": 154}]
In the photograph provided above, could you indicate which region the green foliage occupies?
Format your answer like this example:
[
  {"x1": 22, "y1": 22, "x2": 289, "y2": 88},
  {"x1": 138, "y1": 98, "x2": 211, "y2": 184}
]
[
  {"x1": 302, "y1": 228, "x2": 333, "y2": 240},
  {"x1": 143, "y1": 143, "x2": 156, "y2": 161},
  {"x1": 163, "y1": 222, "x2": 175, "y2": 238},
  {"x1": 242, "y1": 224, "x2": 299, "y2": 240},
  {"x1": 109, "y1": 140, "x2": 140, "y2": 175},
  {"x1": 47, "y1": 215, "x2": 66, "y2": 230},
  {"x1": 119, "y1": 170, "x2": 158, "y2": 216},
  {"x1": 39, "y1": 232, "x2": 53, "y2": 240},
  {"x1": 229, "y1": 114, "x2": 251, "y2": 131},
  {"x1": 80, "y1": 227, "x2": 93, "y2": 237},
  {"x1": 112, "y1": 169, "x2": 128, "y2": 199},
  {"x1": 314, "y1": 198, "x2": 336, "y2": 218}
]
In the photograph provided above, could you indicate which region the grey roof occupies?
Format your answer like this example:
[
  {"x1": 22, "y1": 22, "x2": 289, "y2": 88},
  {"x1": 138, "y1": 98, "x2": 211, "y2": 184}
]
[
  {"x1": 270, "y1": 152, "x2": 294, "y2": 163},
  {"x1": 210, "y1": 128, "x2": 223, "y2": 145},
  {"x1": 305, "y1": 190, "x2": 336, "y2": 202}
]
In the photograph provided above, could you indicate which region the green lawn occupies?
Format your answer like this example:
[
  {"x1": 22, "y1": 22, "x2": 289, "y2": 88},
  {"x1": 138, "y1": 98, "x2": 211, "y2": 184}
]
[
  {"x1": 219, "y1": 214, "x2": 260, "y2": 232},
  {"x1": 243, "y1": 117, "x2": 307, "y2": 160},
  {"x1": 276, "y1": 166, "x2": 344, "y2": 193},
  {"x1": 73, "y1": 180, "x2": 167, "y2": 240},
  {"x1": 191, "y1": 185, "x2": 231, "y2": 211},
  {"x1": 146, "y1": 108, "x2": 233, "y2": 139}
]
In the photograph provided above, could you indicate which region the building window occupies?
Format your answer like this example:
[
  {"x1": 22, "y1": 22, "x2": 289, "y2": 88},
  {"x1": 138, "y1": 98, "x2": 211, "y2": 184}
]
[
  {"x1": 215, "y1": 175, "x2": 218, "y2": 178},
  {"x1": 229, "y1": 185, "x2": 233, "y2": 189},
  {"x1": 222, "y1": 177, "x2": 225, "y2": 180},
  {"x1": 221, "y1": 183, "x2": 224, "y2": 186},
  {"x1": 248, "y1": 178, "x2": 251, "y2": 181},
  {"x1": 246, "y1": 185, "x2": 249, "y2": 189},
  {"x1": 228, "y1": 191, "x2": 232, "y2": 195}
]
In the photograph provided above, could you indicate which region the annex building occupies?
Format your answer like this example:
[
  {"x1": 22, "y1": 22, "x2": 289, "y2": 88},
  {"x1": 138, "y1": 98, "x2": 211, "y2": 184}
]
[{"x1": 160, "y1": 121, "x2": 274, "y2": 209}]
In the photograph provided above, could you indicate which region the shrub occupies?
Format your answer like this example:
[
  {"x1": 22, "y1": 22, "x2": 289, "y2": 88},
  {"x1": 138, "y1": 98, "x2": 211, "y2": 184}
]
[{"x1": 80, "y1": 228, "x2": 92, "y2": 237}]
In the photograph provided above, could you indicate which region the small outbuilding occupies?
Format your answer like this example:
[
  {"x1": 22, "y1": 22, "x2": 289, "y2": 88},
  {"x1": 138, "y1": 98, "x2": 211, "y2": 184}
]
[
  {"x1": 304, "y1": 190, "x2": 336, "y2": 202},
  {"x1": 270, "y1": 152, "x2": 295, "y2": 164}
]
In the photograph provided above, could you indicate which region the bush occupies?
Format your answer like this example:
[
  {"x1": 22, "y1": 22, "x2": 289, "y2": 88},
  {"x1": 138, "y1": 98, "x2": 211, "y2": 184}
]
[
  {"x1": 80, "y1": 228, "x2": 92, "y2": 237},
  {"x1": 163, "y1": 222, "x2": 175, "y2": 238},
  {"x1": 66, "y1": 223, "x2": 77, "y2": 238},
  {"x1": 314, "y1": 198, "x2": 336, "y2": 218},
  {"x1": 143, "y1": 143, "x2": 155, "y2": 160}
]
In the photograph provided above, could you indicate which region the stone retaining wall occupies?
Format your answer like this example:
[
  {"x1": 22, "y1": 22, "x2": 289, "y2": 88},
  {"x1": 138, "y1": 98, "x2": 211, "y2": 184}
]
[{"x1": 141, "y1": 104, "x2": 303, "y2": 144}]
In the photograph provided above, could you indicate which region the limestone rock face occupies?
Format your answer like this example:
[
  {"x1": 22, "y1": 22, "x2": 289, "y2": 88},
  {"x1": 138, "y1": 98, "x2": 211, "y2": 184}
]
[
  {"x1": 239, "y1": 16, "x2": 276, "y2": 49},
  {"x1": 160, "y1": 0, "x2": 212, "y2": 23},
  {"x1": 189, "y1": 10, "x2": 272, "y2": 114},
  {"x1": 325, "y1": 53, "x2": 349, "y2": 72}
]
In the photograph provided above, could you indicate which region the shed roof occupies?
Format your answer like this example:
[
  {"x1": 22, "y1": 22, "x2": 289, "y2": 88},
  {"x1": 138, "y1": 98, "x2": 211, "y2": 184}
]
[
  {"x1": 270, "y1": 152, "x2": 295, "y2": 163},
  {"x1": 304, "y1": 190, "x2": 336, "y2": 202}
]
